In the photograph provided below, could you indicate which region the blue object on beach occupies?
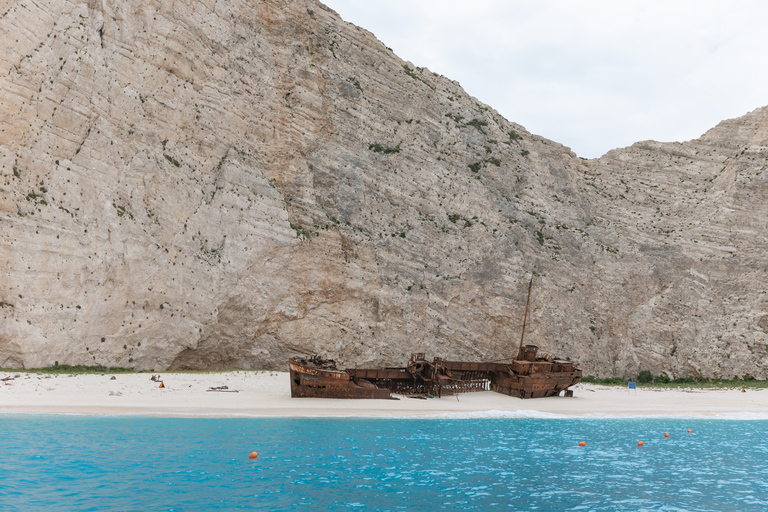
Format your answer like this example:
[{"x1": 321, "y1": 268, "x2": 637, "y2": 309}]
[{"x1": 628, "y1": 381, "x2": 637, "y2": 389}]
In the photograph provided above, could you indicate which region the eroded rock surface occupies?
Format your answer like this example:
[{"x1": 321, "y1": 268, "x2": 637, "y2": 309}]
[{"x1": 1, "y1": 0, "x2": 767, "y2": 378}]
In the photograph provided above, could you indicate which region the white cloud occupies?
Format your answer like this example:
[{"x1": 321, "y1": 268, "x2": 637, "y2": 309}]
[{"x1": 321, "y1": 0, "x2": 768, "y2": 157}]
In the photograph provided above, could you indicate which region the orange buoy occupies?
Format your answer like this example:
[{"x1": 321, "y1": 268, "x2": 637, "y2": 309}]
[
  {"x1": 664, "y1": 432, "x2": 669, "y2": 438},
  {"x1": 687, "y1": 429, "x2": 692, "y2": 434},
  {"x1": 248, "y1": 452, "x2": 259, "y2": 459},
  {"x1": 578, "y1": 441, "x2": 587, "y2": 447},
  {"x1": 159, "y1": 382, "x2": 165, "y2": 388},
  {"x1": 637, "y1": 441, "x2": 644, "y2": 446}
]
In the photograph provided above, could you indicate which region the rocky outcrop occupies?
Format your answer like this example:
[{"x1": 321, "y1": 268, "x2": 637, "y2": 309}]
[
  {"x1": 580, "y1": 107, "x2": 768, "y2": 378},
  {"x1": 1, "y1": 0, "x2": 767, "y2": 378}
]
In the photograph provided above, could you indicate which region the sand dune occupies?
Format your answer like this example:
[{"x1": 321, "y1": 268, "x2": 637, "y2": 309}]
[{"x1": 1, "y1": 371, "x2": 766, "y2": 418}]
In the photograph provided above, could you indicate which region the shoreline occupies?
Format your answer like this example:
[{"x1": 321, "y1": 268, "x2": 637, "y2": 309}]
[{"x1": 2, "y1": 371, "x2": 768, "y2": 419}]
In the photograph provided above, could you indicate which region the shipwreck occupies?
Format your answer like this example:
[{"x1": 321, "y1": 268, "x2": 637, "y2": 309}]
[{"x1": 289, "y1": 279, "x2": 582, "y2": 399}]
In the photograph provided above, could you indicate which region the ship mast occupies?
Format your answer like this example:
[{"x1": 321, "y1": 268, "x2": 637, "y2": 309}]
[
  {"x1": 518, "y1": 278, "x2": 533, "y2": 357},
  {"x1": 481, "y1": 277, "x2": 535, "y2": 364}
]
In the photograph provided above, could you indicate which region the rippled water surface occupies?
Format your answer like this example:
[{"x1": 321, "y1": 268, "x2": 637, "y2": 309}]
[{"x1": 1, "y1": 415, "x2": 767, "y2": 511}]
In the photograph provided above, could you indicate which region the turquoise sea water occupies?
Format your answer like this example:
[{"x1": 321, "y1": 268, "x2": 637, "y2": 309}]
[{"x1": 1, "y1": 415, "x2": 767, "y2": 511}]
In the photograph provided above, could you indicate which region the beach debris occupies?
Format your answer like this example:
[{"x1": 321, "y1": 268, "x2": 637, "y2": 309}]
[
  {"x1": 150, "y1": 375, "x2": 161, "y2": 382},
  {"x1": 248, "y1": 452, "x2": 259, "y2": 459},
  {"x1": 109, "y1": 391, "x2": 122, "y2": 396},
  {"x1": 1, "y1": 376, "x2": 14, "y2": 384},
  {"x1": 578, "y1": 441, "x2": 587, "y2": 447},
  {"x1": 207, "y1": 385, "x2": 239, "y2": 393},
  {"x1": 110, "y1": 376, "x2": 116, "y2": 380},
  {"x1": 637, "y1": 441, "x2": 644, "y2": 446}
]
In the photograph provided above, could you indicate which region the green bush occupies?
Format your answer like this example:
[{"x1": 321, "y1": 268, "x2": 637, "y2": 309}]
[
  {"x1": 369, "y1": 143, "x2": 400, "y2": 154},
  {"x1": 637, "y1": 370, "x2": 653, "y2": 383},
  {"x1": 37, "y1": 364, "x2": 133, "y2": 374},
  {"x1": 581, "y1": 376, "x2": 625, "y2": 386},
  {"x1": 583, "y1": 373, "x2": 765, "y2": 388},
  {"x1": 465, "y1": 119, "x2": 488, "y2": 133},
  {"x1": 163, "y1": 154, "x2": 181, "y2": 167}
]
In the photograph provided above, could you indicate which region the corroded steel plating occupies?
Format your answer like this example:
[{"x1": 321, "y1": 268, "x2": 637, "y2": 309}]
[{"x1": 289, "y1": 355, "x2": 394, "y2": 399}]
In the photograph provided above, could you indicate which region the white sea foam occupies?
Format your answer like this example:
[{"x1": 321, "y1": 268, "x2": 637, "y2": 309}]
[
  {"x1": 547, "y1": 411, "x2": 768, "y2": 421},
  {"x1": 408, "y1": 409, "x2": 569, "y2": 419},
  {"x1": 5, "y1": 410, "x2": 768, "y2": 420},
  {"x1": 712, "y1": 412, "x2": 768, "y2": 420},
  {"x1": 256, "y1": 410, "x2": 573, "y2": 420}
]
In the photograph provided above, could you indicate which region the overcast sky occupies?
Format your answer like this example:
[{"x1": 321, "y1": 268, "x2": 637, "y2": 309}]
[{"x1": 321, "y1": 1, "x2": 768, "y2": 158}]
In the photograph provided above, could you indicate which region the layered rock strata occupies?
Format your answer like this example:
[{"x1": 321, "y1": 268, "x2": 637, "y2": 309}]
[{"x1": 1, "y1": 0, "x2": 767, "y2": 378}]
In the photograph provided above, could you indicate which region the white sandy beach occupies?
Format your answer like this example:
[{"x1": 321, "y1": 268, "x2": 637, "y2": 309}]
[{"x1": 1, "y1": 370, "x2": 767, "y2": 418}]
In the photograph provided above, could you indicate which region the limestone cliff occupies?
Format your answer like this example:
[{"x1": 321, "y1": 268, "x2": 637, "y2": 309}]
[{"x1": 1, "y1": 0, "x2": 767, "y2": 378}]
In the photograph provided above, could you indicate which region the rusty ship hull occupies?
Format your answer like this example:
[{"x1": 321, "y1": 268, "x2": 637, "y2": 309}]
[
  {"x1": 291, "y1": 349, "x2": 581, "y2": 400},
  {"x1": 289, "y1": 356, "x2": 393, "y2": 399},
  {"x1": 487, "y1": 351, "x2": 582, "y2": 399}
]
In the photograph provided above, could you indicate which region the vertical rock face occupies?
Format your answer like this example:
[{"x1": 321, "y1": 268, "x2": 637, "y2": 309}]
[
  {"x1": 582, "y1": 107, "x2": 768, "y2": 379},
  {"x1": 1, "y1": 0, "x2": 767, "y2": 378}
]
